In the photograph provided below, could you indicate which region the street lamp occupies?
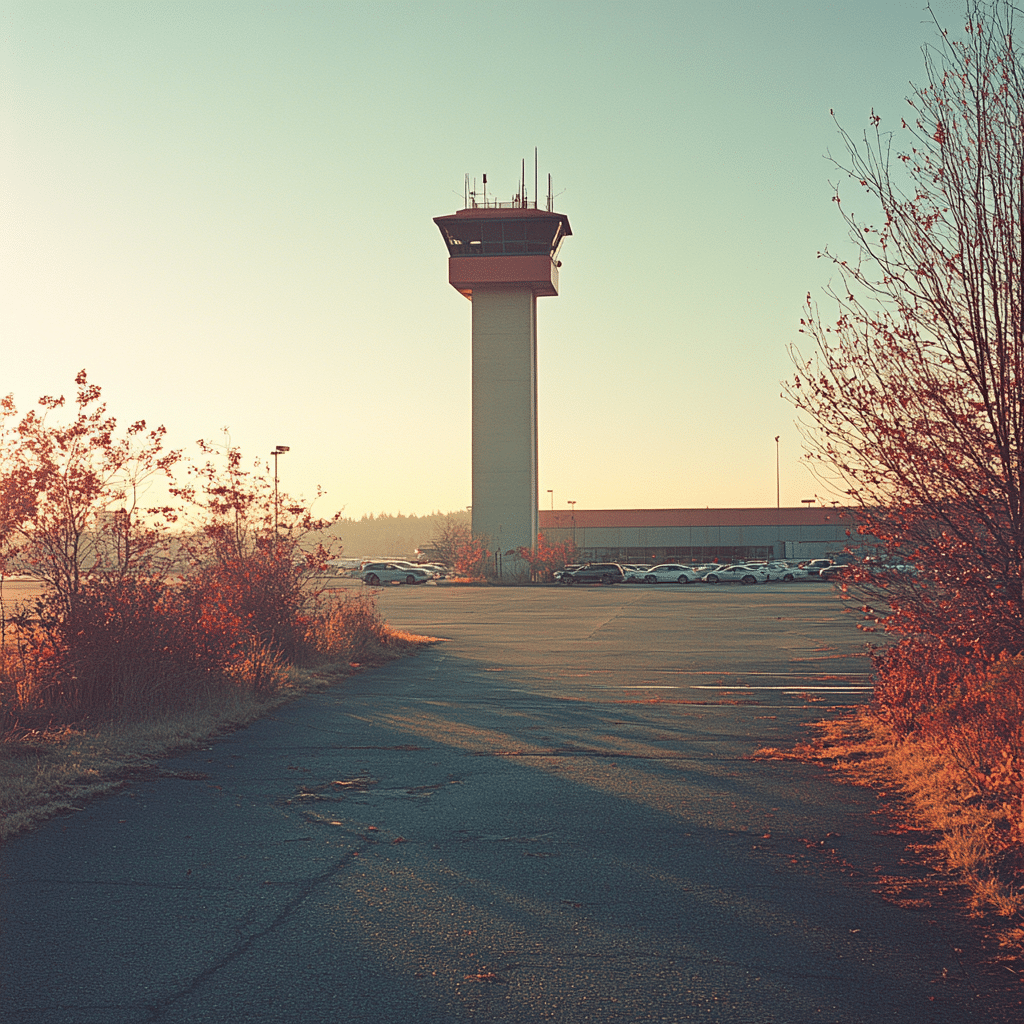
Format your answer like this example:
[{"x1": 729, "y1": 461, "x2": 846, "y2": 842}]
[
  {"x1": 271, "y1": 445, "x2": 290, "y2": 532},
  {"x1": 568, "y1": 500, "x2": 577, "y2": 548},
  {"x1": 547, "y1": 489, "x2": 554, "y2": 511},
  {"x1": 774, "y1": 436, "x2": 780, "y2": 509}
]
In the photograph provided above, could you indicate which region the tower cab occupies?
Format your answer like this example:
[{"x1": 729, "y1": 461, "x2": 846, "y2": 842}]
[{"x1": 434, "y1": 207, "x2": 572, "y2": 298}]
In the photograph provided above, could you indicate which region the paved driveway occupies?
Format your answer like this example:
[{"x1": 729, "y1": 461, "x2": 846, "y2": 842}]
[{"x1": 1, "y1": 586, "x2": 1017, "y2": 1022}]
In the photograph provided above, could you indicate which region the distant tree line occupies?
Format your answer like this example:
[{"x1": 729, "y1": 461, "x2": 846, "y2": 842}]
[{"x1": 313, "y1": 510, "x2": 470, "y2": 562}]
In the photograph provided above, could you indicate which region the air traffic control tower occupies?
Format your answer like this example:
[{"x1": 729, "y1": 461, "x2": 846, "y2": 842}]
[{"x1": 434, "y1": 182, "x2": 571, "y2": 568}]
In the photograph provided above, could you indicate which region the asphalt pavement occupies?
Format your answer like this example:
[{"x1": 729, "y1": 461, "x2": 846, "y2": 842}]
[{"x1": 1, "y1": 583, "x2": 1019, "y2": 1022}]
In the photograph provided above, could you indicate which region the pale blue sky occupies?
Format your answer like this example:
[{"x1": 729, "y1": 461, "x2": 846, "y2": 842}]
[{"x1": 2, "y1": 0, "x2": 961, "y2": 518}]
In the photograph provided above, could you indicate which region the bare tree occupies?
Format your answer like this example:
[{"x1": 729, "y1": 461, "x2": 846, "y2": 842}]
[
  {"x1": 430, "y1": 512, "x2": 472, "y2": 568},
  {"x1": 789, "y1": 0, "x2": 1024, "y2": 654}
]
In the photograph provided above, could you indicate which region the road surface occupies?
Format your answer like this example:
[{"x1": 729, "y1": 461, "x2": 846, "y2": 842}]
[{"x1": 1, "y1": 584, "x2": 1018, "y2": 1022}]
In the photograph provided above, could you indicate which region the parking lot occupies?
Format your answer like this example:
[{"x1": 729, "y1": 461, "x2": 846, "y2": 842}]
[
  {"x1": 363, "y1": 573, "x2": 874, "y2": 711},
  {"x1": 8, "y1": 581, "x2": 1012, "y2": 1024}
]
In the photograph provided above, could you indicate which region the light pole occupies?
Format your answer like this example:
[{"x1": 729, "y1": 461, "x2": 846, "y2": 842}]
[
  {"x1": 774, "y1": 435, "x2": 780, "y2": 509},
  {"x1": 547, "y1": 489, "x2": 554, "y2": 511},
  {"x1": 271, "y1": 445, "x2": 290, "y2": 532},
  {"x1": 800, "y1": 498, "x2": 815, "y2": 554},
  {"x1": 568, "y1": 500, "x2": 577, "y2": 548}
]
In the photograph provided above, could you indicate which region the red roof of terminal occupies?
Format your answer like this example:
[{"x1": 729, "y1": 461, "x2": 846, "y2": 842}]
[{"x1": 538, "y1": 507, "x2": 854, "y2": 529}]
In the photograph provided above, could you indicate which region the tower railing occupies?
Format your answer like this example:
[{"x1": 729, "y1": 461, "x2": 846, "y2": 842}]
[{"x1": 466, "y1": 196, "x2": 555, "y2": 212}]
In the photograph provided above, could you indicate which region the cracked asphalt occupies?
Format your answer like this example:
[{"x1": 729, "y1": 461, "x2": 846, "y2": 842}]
[{"x1": 2, "y1": 583, "x2": 1021, "y2": 1022}]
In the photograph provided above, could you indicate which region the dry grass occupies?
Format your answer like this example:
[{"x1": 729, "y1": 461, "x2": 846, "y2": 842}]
[
  {"x1": 0, "y1": 627, "x2": 435, "y2": 843},
  {"x1": 759, "y1": 709, "x2": 1024, "y2": 949}
]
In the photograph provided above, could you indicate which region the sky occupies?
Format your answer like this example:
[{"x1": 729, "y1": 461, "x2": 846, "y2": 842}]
[{"x1": 1, "y1": 0, "x2": 966, "y2": 519}]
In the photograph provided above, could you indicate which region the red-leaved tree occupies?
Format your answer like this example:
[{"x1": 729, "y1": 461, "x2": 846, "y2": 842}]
[
  {"x1": 453, "y1": 535, "x2": 490, "y2": 580},
  {"x1": 6, "y1": 371, "x2": 180, "y2": 614},
  {"x1": 789, "y1": 0, "x2": 1024, "y2": 658},
  {"x1": 515, "y1": 534, "x2": 579, "y2": 582}
]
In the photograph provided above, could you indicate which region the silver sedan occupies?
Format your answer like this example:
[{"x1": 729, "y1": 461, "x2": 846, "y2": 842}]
[
  {"x1": 701, "y1": 564, "x2": 770, "y2": 585},
  {"x1": 360, "y1": 562, "x2": 434, "y2": 585},
  {"x1": 642, "y1": 564, "x2": 703, "y2": 584}
]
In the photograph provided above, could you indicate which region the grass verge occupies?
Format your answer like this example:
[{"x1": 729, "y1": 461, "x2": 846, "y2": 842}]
[
  {"x1": 757, "y1": 708, "x2": 1024, "y2": 955},
  {"x1": 0, "y1": 626, "x2": 435, "y2": 843}
]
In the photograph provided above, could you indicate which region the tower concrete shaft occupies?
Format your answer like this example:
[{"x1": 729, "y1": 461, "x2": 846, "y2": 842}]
[
  {"x1": 434, "y1": 201, "x2": 571, "y2": 566},
  {"x1": 470, "y1": 287, "x2": 538, "y2": 558}
]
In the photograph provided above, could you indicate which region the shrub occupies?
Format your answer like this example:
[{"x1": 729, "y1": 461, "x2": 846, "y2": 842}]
[
  {"x1": 788, "y1": 3, "x2": 1024, "y2": 658},
  {"x1": 0, "y1": 377, "x2": 379, "y2": 733},
  {"x1": 454, "y1": 536, "x2": 490, "y2": 580},
  {"x1": 873, "y1": 643, "x2": 1024, "y2": 835},
  {"x1": 515, "y1": 534, "x2": 578, "y2": 582},
  {"x1": 183, "y1": 542, "x2": 306, "y2": 662},
  {"x1": 6, "y1": 576, "x2": 212, "y2": 718},
  {"x1": 301, "y1": 591, "x2": 393, "y2": 663}
]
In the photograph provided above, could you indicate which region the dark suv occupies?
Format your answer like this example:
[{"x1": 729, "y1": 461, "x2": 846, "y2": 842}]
[{"x1": 560, "y1": 562, "x2": 626, "y2": 585}]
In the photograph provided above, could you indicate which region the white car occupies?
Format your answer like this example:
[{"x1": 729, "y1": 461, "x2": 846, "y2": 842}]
[
  {"x1": 360, "y1": 562, "x2": 434, "y2": 585},
  {"x1": 390, "y1": 560, "x2": 444, "y2": 578},
  {"x1": 553, "y1": 564, "x2": 582, "y2": 581},
  {"x1": 799, "y1": 558, "x2": 835, "y2": 576},
  {"x1": 642, "y1": 564, "x2": 703, "y2": 584},
  {"x1": 762, "y1": 560, "x2": 803, "y2": 581},
  {"x1": 622, "y1": 564, "x2": 653, "y2": 582},
  {"x1": 416, "y1": 563, "x2": 449, "y2": 578},
  {"x1": 692, "y1": 565, "x2": 724, "y2": 581},
  {"x1": 701, "y1": 564, "x2": 770, "y2": 585},
  {"x1": 774, "y1": 564, "x2": 816, "y2": 581}
]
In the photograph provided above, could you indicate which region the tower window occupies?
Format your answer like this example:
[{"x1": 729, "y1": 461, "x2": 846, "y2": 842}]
[{"x1": 439, "y1": 217, "x2": 566, "y2": 259}]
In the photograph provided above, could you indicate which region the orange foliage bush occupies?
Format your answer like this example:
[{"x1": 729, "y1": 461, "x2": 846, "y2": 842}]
[
  {"x1": 184, "y1": 542, "x2": 306, "y2": 663},
  {"x1": 453, "y1": 536, "x2": 490, "y2": 580},
  {"x1": 301, "y1": 591, "x2": 394, "y2": 662},
  {"x1": 515, "y1": 534, "x2": 579, "y2": 582},
  {"x1": 0, "y1": 375, "x2": 372, "y2": 730},
  {"x1": 873, "y1": 643, "x2": 1024, "y2": 853},
  {"x1": 6, "y1": 577, "x2": 208, "y2": 718},
  {"x1": 788, "y1": 5, "x2": 1024, "y2": 654}
]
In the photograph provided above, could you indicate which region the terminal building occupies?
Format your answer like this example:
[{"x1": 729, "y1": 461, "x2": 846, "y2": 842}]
[{"x1": 537, "y1": 506, "x2": 869, "y2": 565}]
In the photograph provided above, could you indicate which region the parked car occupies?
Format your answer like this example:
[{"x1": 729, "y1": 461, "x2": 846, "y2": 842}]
[
  {"x1": 360, "y1": 562, "x2": 434, "y2": 585},
  {"x1": 762, "y1": 560, "x2": 800, "y2": 581},
  {"x1": 701, "y1": 564, "x2": 769, "y2": 585},
  {"x1": 799, "y1": 558, "x2": 835, "y2": 575},
  {"x1": 414, "y1": 563, "x2": 449, "y2": 578},
  {"x1": 390, "y1": 560, "x2": 446, "y2": 578},
  {"x1": 560, "y1": 562, "x2": 626, "y2": 585},
  {"x1": 553, "y1": 564, "x2": 582, "y2": 581},
  {"x1": 622, "y1": 564, "x2": 654, "y2": 582},
  {"x1": 885, "y1": 563, "x2": 919, "y2": 576},
  {"x1": 779, "y1": 564, "x2": 818, "y2": 581},
  {"x1": 692, "y1": 564, "x2": 723, "y2": 577},
  {"x1": 642, "y1": 564, "x2": 703, "y2": 584},
  {"x1": 819, "y1": 563, "x2": 853, "y2": 582}
]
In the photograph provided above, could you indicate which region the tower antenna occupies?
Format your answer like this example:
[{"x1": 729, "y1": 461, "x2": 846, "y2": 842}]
[{"x1": 534, "y1": 148, "x2": 538, "y2": 210}]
